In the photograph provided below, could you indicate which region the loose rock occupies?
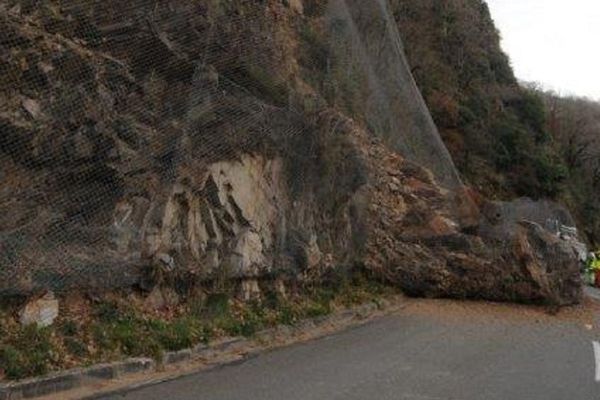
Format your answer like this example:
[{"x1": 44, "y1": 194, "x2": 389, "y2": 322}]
[{"x1": 19, "y1": 291, "x2": 59, "y2": 327}]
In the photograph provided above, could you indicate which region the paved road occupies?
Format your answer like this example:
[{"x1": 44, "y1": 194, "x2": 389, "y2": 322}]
[{"x1": 100, "y1": 303, "x2": 600, "y2": 400}]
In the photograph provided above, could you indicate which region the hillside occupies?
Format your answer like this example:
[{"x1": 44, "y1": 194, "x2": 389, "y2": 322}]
[
  {"x1": 391, "y1": 0, "x2": 600, "y2": 246},
  {"x1": 0, "y1": 0, "x2": 584, "y2": 298},
  {"x1": 0, "y1": 0, "x2": 589, "y2": 381},
  {"x1": 542, "y1": 92, "x2": 600, "y2": 245},
  {"x1": 393, "y1": 1, "x2": 565, "y2": 198}
]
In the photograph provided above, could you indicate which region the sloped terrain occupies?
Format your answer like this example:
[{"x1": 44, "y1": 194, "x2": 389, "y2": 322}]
[{"x1": 0, "y1": 0, "x2": 582, "y2": 305}]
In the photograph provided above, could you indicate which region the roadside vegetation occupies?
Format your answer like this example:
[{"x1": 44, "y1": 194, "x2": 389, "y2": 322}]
[{"x1": 0, "y1": 273, "x2": 397, "y2": 381}]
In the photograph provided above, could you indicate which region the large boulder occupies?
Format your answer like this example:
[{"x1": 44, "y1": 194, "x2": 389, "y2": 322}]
[
  {"x1": 509, "y1": 221, "x2": 582, "y2": 304},
  {"x1": 359, "y1": 125, "x2": 583, "y2": 305}
]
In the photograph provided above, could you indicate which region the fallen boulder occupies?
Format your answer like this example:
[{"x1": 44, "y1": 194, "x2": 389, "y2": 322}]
[{"x1": 356, "y1": 118, "x2": 582, "y2": 306}]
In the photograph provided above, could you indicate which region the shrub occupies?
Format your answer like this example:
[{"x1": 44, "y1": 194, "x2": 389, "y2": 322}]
[
  {"x1": 0, "y1": 345, "x2": 26, "y2": 379},
  {"x1": 0, "y1": 325, "x2": 56, "y2": 379},
  {"x1": 534, "y1": 151, "x2": 567, "y2": 197}
]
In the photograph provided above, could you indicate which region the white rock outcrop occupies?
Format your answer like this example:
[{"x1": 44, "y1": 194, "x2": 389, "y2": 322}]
[{"x1": 19, "y1": 291, "x2": 59, "y2": 328}]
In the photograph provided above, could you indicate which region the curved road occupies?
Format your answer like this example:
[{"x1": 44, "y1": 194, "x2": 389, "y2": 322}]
[{"x1": 99, "y1": 301, "x2": 600, "y2": 400}]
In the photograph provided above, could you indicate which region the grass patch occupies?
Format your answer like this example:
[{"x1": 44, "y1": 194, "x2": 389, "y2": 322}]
[{"x1": 0, "y1": 325, "x2": 58, "y2": 380}]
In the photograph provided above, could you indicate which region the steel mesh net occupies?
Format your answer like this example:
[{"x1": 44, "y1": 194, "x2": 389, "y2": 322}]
[{"x1": 0, "y1": 0, "x2": 461, "y2": 296}]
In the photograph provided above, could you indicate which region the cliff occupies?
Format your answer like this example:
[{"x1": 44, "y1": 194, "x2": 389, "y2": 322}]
[{"x1": 0, "y1": 0, "x2": 583, "y2": 305}]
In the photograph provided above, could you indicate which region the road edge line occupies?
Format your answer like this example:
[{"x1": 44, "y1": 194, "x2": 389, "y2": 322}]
[{"x1": 593, "y1": 341, "x2": 600, "y2": 382}]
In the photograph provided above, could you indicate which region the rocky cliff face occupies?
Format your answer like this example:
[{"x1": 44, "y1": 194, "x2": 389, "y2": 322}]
[{"x1": 0, "y1": 0, "x2": 582, "y2": 305}]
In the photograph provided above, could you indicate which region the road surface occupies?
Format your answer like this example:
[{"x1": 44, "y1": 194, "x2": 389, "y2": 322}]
[{"x1": 98, "y1": 300, "x2": 600, "y2": 400}]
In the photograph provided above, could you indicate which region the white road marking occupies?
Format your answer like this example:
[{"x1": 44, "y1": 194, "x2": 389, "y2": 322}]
[{"x1": 593, "y1": 341, "x2": 600, "y2": 382}]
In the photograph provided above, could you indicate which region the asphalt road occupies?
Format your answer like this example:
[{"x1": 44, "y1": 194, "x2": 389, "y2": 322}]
[{"x1": 100, "y1": 302, "x2": 600, "y2": 400}]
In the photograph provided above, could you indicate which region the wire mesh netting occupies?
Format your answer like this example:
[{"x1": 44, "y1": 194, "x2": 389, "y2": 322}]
[{"x1": 0, "y1": 0, "x2": 462, "y2": 296}]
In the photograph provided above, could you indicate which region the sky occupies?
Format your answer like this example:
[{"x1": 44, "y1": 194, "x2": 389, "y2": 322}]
[{"x1": 485, "y1": 0, "x2": 600, "y2": 100}]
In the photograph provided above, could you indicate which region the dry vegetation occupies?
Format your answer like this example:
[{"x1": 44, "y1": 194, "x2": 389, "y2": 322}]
[{"x1": 541, "y1": 92, "x2": 600, "y2": 244}]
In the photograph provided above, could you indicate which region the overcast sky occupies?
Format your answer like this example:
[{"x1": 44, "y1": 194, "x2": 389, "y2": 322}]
[{"x1": 485, "y1": 0, "x2": 600, "y2": 100}]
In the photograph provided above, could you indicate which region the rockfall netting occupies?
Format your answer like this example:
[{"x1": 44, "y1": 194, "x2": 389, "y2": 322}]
[
  {"x1": 0, "y1": 0, "x2": 589, "y2": 308},
  {"x1": 0, "y1": 0, "x2": 464, "y2": 296},
  {"x1": 326, "y1": 0, "x2": 461, "y2": 188}
]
